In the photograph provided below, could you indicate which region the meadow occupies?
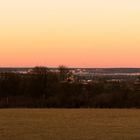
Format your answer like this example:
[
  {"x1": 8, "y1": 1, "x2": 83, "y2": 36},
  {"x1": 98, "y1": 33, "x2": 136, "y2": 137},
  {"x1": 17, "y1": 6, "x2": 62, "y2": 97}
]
[{"x1": 0, "y1": 109, "x2": 140, "y2": 140}]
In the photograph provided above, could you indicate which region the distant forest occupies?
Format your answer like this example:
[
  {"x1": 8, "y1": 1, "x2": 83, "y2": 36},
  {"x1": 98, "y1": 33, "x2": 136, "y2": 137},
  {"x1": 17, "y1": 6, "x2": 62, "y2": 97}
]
[{"x1": 0, "y1": 66, "x2": 140, "y2": 108}]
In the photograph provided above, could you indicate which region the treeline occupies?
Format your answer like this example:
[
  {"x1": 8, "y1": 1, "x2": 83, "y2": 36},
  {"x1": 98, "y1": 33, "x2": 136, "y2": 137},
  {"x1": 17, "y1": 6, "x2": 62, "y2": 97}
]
[{"x1": 0, "y1": 66, "x2": 140, "y2": 108}]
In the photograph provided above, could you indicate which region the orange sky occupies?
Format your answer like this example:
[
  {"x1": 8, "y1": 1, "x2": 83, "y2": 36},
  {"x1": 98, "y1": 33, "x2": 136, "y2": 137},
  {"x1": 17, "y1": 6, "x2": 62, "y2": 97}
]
[{"x1": 0, "y1": 0, "x2": 140, "y2": 67}]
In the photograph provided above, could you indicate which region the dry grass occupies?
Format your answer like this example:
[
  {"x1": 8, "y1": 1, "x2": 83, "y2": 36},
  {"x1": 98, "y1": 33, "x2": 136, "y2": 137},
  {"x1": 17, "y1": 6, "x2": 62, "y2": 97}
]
[{"x1": 0, "y1": 109, "x2": 140, "y2": 140}]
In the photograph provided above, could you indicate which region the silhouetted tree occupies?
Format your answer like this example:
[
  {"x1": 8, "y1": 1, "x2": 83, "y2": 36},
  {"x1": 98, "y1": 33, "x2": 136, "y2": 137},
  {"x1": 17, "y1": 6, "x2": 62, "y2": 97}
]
[
  {"x1": 58, "y1": 65, "x2": 71, "y2": 81},
  {"x1": 31, "y1": 66, "x2": 49, "y2": 75}
]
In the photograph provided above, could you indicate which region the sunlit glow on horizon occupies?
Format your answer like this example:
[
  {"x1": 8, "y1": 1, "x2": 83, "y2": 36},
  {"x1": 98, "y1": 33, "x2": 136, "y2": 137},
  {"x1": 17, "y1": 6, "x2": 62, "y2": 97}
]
[{"x1": 0, "y1": 0, "x2": 140, "y2": 67}]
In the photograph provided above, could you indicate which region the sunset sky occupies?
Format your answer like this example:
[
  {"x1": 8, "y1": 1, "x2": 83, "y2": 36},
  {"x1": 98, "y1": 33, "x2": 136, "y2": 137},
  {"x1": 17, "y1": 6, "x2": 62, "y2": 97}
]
[{"x1": 0, "y1": 0, "x2": 140, "y2": 67}]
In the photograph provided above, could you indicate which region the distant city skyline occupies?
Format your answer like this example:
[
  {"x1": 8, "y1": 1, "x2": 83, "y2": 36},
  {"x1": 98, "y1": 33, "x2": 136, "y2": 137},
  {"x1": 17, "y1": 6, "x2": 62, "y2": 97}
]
[{"x1": 0, "y1": 0, "x2": 140, "y2": 67}]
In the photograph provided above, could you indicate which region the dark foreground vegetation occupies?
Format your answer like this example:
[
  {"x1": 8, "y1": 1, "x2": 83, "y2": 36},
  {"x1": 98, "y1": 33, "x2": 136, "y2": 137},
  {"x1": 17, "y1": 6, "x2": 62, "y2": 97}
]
[{"x1": 0, "y1": 66, "x2": 140, "y2": 108}]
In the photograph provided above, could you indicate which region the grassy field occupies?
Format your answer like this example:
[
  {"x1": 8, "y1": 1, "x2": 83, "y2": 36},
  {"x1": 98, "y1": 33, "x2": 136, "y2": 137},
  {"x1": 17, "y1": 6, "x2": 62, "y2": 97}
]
[{"x1": 0, "y1": 109, "x2": 140, "y2": 140}]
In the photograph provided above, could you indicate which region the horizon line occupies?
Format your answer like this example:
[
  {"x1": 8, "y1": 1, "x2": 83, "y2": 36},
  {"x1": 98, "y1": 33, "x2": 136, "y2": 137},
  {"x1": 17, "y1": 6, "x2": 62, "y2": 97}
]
[{"x1": 0, "y1": 66, "x2": 140, "y2": 69}]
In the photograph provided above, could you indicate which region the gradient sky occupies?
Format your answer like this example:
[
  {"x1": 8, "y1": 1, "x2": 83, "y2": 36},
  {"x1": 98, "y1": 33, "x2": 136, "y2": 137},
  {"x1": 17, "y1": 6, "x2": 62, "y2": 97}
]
[{"x1": 0, "y1": 0, "x2": 140, "y2": 67}]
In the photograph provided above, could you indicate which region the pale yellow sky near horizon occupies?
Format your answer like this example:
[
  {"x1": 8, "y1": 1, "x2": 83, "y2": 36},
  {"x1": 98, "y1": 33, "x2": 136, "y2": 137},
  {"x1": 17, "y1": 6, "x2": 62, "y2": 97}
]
[{"x1": 0, "y1": 0, "x2": 140, "y2": 67}]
